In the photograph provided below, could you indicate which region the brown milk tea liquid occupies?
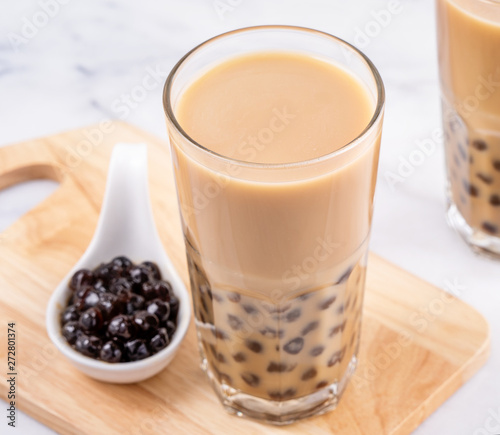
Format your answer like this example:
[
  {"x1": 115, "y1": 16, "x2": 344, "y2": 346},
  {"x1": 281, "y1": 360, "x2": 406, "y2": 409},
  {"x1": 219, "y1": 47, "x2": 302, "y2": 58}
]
[
  {"x1": 172, "y1": 52, "x2": 379, "y2": 400},
  {"x1": 438, "y1": 0, "x2": 500, "y2": 238}
]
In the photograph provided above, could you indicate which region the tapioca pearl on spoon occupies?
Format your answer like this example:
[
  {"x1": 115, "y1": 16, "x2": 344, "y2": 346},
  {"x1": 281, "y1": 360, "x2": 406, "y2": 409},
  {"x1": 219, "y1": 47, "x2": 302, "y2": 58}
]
[{"x1": 70, "y1": 269, "x2": 94, "y2": 291}]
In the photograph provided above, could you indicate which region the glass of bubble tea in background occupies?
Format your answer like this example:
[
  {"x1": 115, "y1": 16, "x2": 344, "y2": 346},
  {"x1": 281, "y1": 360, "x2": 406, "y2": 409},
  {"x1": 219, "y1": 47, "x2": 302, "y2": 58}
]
[
  {"x1": 163, "y1": 26, "x2": 384, "y2": 425},
  {"x1": 437, "y1": 0, "x2": 500, "y2": 257}
]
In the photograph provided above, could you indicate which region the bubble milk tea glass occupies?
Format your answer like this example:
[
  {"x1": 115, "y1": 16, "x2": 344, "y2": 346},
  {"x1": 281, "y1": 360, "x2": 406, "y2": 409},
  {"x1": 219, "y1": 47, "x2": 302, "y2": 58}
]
[
  {"x1": 163, "y1": 26, "x2": 384, "y2": 424},
  {"x1": 437, "y1": 0, "x2": 500, "y2": 257}
]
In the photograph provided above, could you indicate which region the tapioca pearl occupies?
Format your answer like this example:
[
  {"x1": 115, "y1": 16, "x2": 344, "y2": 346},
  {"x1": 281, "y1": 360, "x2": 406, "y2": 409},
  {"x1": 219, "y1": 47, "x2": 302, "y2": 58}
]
[
  {"x1": 227, "y1": 293, "x2": 241, "y2": 303},
  {"x1": 469, "y1": 155, "x2": 474, "y2": 164},
  {"x1": 211, "y1": 327, "x2": 229, "y2": 340},
  {"x1": 337, "y1": 304, "x2": 345, "y2": 314},
  {"x1": 472, "y1": 139, "x2": 488, "y2": 151},
  {"x1": 267, "y1": 361, "x2": 297, "y2": 373},
  {"x1": 242, "y1": 304, "x2": 258, "y2": 314},
  {"x1": 297, "y1": 293, "x2": 311, "y2": 301},
  {"x1": 449, "y1": 119, "x2": 460, "y2": 132},
  {"x1": 493, "y1": 161, "x2": 500, "y2": 172},
  {"x1": 284, "y1": 308, "x2": 301, "y2": 323},
  {"x1": 329, "y1": 320, "x2": 346, "y2": 337},
  {"x1": 462, "y1": 180, "x2": 479, "y2": 197},
  {"x1": 232, "y1": 352, "x2": 246, "y2": 362},
  {"x1": 327, "y1": 349, "x2": 344, "y2": 367},
  {"x1": 241, "y1": 372, "x2": 260, "y2": 387},
  {"x1": 335, "y1": 267, "x2": 353, "y2": 285},
  {"x1": 268, "y1": 388, "x2": 296, "y2": 400},
  {"x1": 469, "y1": 185, "x2": 479, "y2": 197},
  {"x1": 482, "y1": 222, "x2": 498, "y2": 235},
  {"x1": 219, "y1": 373, "x2": 233, "y2": 386},
  {"x1": 245, "y1": 339, "x2": 263, "y2": 353},
  {"x1": 459, "y1": 194, "x2": 467, "y2": 205},
  {"x1": 315, "y1": 380, "x2": 328, "y2": 389},
  {"x1": 453, "y1": 154, "x2": 461, "y2": 167},
  {"x1": 283, "y1": 337, "x2": 304, "y2": 355},
  {"x1": 318, "y1": 295, "x2": 336, "y2": 310},
  {"x1": 216, "y1": 352, "x2": 226, "y2": 363},
  {"x1": 212, "y1": 292, "x2": 224, "y2": 303},
  {"x1": 310, "y1": 345, "x2": 325, "y2": 357},
  {"x1": 259, "y1": 326, "x2": 284, "y2": 339},
  {"x1": 301, "y1": 321, "x2": 319, "y2": 336},
  {"x1": 261, "y1": 301, "x2": 291, "y2": 314},
  {"x1": 227, "y1": 314, "x2": 244, "y2": 331},
  {"x1": 458, "y1": 143, "x2": 467, "y2": 160},
  {"x1": 301, "y1": 367, "x2": 318, "y2": 381},
  {"x1": 476, "y1": 173, "x2": 494, "y2": 185},
  {"x1": 490, "y1": 195, "x2": 500, "y2": 206}
]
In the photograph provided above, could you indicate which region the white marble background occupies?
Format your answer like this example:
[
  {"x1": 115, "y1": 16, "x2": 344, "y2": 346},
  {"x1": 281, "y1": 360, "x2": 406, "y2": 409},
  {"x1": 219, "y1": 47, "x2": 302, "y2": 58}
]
[{"x1": 1, "y1": 0, "x2": 499, "y2": 434}]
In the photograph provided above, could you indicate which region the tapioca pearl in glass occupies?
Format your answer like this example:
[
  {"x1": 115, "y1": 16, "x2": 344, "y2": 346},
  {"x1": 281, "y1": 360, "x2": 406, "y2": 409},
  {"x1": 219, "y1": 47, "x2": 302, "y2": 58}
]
[
  {"x1": 301, "y1": 321, "x2": 319, "y2": 337},
  {"x1": 482, "y1": 222, "x2": 499, "y2": 235},
  {"x1": 457, "y1": 142, "x2": 468, "y2": 161},
  {"x1": 472, "y1": 139, "x2": 488, "y2": 151},
  {"x1": 477, "y1": 173, "x2": 494, "y2": 185}
]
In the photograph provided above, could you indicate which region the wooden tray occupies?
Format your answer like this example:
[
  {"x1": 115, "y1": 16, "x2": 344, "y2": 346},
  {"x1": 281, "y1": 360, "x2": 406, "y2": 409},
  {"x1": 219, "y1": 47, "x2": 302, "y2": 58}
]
[{"x1": 0, "y1": 122, "x2": 490, "y2": 435}]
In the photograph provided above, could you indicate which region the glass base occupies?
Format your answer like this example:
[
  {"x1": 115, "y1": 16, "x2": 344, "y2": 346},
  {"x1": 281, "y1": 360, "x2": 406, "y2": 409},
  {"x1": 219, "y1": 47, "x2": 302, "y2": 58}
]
[
  {"x1": 446, "y1": 200, "x2": 500, "y2": 260},
  {"x1": 199, "y1": 348, "x2": 358, "y2": 425}
]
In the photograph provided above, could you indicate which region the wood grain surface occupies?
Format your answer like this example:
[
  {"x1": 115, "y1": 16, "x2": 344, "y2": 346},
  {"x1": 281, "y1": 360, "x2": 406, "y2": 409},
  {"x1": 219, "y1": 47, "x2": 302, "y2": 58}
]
[{"x1": 0, "y1": 122, "x2": 490, "y2": 434}]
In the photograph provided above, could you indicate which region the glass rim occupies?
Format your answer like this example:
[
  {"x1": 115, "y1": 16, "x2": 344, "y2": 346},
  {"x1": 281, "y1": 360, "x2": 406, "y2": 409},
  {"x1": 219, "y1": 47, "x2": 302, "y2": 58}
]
[{"x1": 163, "y1": 25, "x2": 385, "y2": 170}]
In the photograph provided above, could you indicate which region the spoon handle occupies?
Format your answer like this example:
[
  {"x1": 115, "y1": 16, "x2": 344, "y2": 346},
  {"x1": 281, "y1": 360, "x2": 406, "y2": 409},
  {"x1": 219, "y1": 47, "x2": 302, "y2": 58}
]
[{"x1": 90, "y1": 143, "x2": 161, "y2": 259}]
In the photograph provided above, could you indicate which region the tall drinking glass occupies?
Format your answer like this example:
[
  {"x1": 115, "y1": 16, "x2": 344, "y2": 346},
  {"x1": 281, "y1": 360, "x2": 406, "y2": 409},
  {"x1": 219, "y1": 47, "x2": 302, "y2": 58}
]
[
  {"x1": 437, "y1": 0, "x2": 500, "y2": 257},
  {"x1": 163, "y1": 26, "x2": 384, "y2": 424}
]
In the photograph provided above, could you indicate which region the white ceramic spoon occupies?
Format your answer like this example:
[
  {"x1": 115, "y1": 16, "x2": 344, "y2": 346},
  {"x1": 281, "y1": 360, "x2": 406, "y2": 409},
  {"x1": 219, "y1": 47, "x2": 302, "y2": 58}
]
[{"x1": 46, "y1": 143, "x2": 191, "y2": 383}]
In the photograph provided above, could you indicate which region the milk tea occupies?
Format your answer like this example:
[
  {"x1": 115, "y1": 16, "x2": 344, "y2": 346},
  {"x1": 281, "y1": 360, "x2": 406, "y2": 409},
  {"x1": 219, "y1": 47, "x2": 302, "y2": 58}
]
[
  {"x1": 169, "y1": 52, "x2": 380, "y2": 404},
  {"x1": 437, "y1": 0, "x2": 500, "y2": 246}
]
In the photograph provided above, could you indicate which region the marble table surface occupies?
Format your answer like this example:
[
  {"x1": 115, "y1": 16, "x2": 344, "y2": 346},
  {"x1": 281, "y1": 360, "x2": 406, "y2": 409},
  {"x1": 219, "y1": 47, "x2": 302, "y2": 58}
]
[{"x1": 1, "y1": 1, "x2": 499, "y2": 434}]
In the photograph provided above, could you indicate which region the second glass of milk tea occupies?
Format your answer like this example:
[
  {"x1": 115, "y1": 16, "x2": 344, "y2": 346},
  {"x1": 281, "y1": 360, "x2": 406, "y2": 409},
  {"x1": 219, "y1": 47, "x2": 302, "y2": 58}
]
[
  {"x1": 163, "y1": 26, "x2": 384, "y2": 424},
  {"x1": 437, "y1": 0, "x2": 500, "y2": 257}
]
